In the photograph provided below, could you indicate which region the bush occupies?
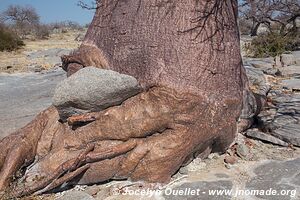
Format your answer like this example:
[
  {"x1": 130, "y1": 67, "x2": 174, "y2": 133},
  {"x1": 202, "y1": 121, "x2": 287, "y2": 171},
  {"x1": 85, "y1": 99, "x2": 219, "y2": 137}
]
[
  {"x1": 238, "y1": 18, "x2": 252, "y2": 35},
  {"x1": 34, "y1": 24, "x2": 50, "y2": 39},
  {"x1": 244, "y1": 32, "x2": 300, "y2": 57},
  {"x1": 0, "y1": 25, "x2": 24, "y2": 51}
]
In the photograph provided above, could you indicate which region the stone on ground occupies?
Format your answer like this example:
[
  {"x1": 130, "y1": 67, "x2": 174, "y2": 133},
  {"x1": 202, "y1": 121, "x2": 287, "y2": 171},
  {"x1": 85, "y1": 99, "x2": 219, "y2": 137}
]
[
  {"x1": 56, "y1": 191, "x2": 95, "y2": 200},
  {"x1": 279, "y1": 65, "x2": 300, "y2": 77},
  {"x1": 271, "y1": 124, "x2": 300, "y2": 147},
  {"x1": 281, "y1": 54, "x2": 297, "y2": 66},
  {"x1": 282, "y1": 79, "x2": 300, "y2": 91},
  {"x1": 53, "y1": 67, "x2": 141, "y2": 121},
  {"x1": 246, "y1": 158, "x2": 300, "y2": 200},
  {"x1": 246, "y1": 129, "x2": 289, "y2": 146}
]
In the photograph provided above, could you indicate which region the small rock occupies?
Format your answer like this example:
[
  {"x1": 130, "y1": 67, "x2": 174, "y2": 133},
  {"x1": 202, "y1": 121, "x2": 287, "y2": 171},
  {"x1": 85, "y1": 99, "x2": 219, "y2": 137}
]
[
  {"x1": 208, "y1": 153, "x2": 219, "y2": 159},
  {"x1": 261, "y1": 67, "x2": 280, "y2": 76},
  {"x1": 224, "y1": 155, "x2": 237, "y2": 165},
  {"x1": 281, "y1": 54, "x2": 296, "y2": 66},
  {"x1": 274, "y1": 55, "x2": 282, "y2": 67},
  {"x1": 272, "y1": 115, "x2": 298, "y2": 127},
  {"x1": 53, "y1": 67, "x2": 141, "y2": 121},
  {"x1": 225, "y1": 163, "x2": 232, "y2": 169},
  {"x1": 250, "y1": 61, "x2": 274, "y2": 69},
  {"x1": 179, "y1": 166, "x2": 189, "y2": 175},
  {"x1": 56, "y1": 191, "x2": 95, "y2": 200},
  {"x1": 246, "y1": 129, "x2": 289, "y2": 147},
  {"x1": 271, "y1": 123, "x2": 300, "y2": 147},
  {"x1": 282, "y1": 79, "x2": 300, "y2": 91},
  {"x1": 291, "y1": 50, "x2": 300, "y2": 65},
  {"x1": 236, "y1": 143, "x2": 250, "y2": 160},
  {"x1": 279, "y1": 65, "x2": 300, "y2": 77},
  {"x1": 75, "y1": 33, "x2": 85, "y2": 42}
]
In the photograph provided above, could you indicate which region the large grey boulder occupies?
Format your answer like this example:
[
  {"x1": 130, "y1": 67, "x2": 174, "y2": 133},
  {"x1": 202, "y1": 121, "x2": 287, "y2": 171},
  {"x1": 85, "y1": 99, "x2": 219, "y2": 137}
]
[{"x1": 53, "y1": 67, "x2": 141, "y2": 121}]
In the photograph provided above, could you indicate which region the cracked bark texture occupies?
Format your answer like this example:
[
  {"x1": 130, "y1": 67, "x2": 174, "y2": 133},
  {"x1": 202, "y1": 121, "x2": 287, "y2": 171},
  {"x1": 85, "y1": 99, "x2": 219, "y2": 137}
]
[{"x1": 0, "y1": 0, "x2": 246, "y2": 197}]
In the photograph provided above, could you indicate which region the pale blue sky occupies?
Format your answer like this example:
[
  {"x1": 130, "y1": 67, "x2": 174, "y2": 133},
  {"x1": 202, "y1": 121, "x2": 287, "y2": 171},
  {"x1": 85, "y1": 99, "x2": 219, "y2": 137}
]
[{"x1": 0, "y1": 0, "x2": 94, "y2": 25}]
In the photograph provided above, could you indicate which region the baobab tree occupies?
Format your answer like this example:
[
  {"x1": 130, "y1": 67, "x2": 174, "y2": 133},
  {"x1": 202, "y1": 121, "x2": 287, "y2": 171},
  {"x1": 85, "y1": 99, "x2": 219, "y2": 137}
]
[
  {"x1": 0, "y1": 0, "x2": 253, "y2": 197},
  {"x1": 239, "y1": 0, "x2": 300, "y2": 36}
]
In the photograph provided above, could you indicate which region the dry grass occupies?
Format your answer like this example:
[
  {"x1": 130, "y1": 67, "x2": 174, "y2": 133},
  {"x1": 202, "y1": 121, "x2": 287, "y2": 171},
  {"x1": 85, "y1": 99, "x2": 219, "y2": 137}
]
[{"x1": 0, "y1": 30, "x2": 84, "y2": 73}]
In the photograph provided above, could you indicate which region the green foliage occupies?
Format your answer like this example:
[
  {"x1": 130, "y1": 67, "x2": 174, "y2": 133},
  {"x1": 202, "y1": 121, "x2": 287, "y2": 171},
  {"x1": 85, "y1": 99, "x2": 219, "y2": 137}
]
[
  {"x1": 0, "y1": 26, "x2": 24, "y2": 51},
  {"x1": 244, "y1": 32, "x2": 300, "y2": 57}
]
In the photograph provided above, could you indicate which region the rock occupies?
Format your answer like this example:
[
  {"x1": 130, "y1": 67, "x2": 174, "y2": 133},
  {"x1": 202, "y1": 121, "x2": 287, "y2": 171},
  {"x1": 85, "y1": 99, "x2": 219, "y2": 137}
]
[
  {"x1": 257, "y1": 25, "x2": 269, "y2": 35},
  {"x1": 236, "y1": 143, "x2": 250, "y2": 160},
  {"x1": 282, "y1": 79, "x2": 300, "y2": 91},
  {"x1": 271, "y1": 123, "x2": 300, "y2": 147},
  {"x1": 245, "y1": 129, "x2": 289, "y2": 147},
  {"x1": 75, "y1": 33, "x2": 85, "y2": 42},
  {"x1": 179, "y1": 166, "x2": 189, "y2": 175},
  {"x1": 246, "y1": 158, "x2": 300, "y2": 200},
  {"x1": 0, "y1": 69, "x2": 65, "y2": 138},
  {"x1": 225, "y1": 163, "x2": 232, "y2": 169},
  {"x1": 291, "y1": 50, "x2": 300, "y2": 65},
  {"x1": 272, "y1": 94, "x2": 300, "y2": 105},
  {"x1": 274, "y1": 55, "x2": 282, "y2": 68},
  {"x1": 56, "y1": 191, "x2": 95, "y2": 200},
  {"x1": 164, "y1": 181, "x2": 233, "y2": 200},
  {"x1": 272, "y1": 94, "x2": 300, "y2": 115},
  {"x1": 207, "y1": 153, "x2": 219, "y2": 160},
  {"x1": 250, "y1": 61, "x2": 274, "y2": 69},
  {"x1": 244, "y1": 65, "x2": 268, "y2": 93},
  {"x1": 261, "y1": 67, "x2": 280, "y2": 76},
  {"x1": 224, "y1": 155, "x2": 237, "y2": 164},
  {"x1": 272, "y1": 115, "x2": 298, "y2": 127},
  {"x1": 279, "y1": 65, "x2": 300, "y2": 77},
  {"x1": 281, "y1": 54, "x2": 296, "y2": 66},
  {"x1": 53, "y1": 67, "x2": 141, "y2": 121}
]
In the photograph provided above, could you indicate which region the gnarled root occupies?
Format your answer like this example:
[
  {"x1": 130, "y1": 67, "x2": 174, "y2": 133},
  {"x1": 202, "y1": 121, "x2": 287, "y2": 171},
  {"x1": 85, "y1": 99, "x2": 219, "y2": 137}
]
[
  {"x1": 0, "y1": 86, "x2": 241, "y2": 198},
  {"x1": 0, "y1": 107, "x2": 57, "y2": 190}
]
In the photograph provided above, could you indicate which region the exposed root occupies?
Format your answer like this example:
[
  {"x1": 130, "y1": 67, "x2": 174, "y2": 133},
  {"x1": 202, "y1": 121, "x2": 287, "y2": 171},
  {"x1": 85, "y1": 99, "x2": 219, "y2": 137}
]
[
  {"x1": 13, "y1": 145, "x2": 95, "y2": 197},
  {"x1": 86, "y1": 140, "x2": 137, "y2": 163},
  {"x1": 35, "y1": 164, "x2": 90, "y2": 195}
]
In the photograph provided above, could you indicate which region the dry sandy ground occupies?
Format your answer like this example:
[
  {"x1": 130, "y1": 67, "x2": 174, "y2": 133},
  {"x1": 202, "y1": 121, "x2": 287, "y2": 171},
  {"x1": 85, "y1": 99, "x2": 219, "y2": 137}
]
[{"x1": 0, "y1": 30, "x2": 84, "y2": 73}]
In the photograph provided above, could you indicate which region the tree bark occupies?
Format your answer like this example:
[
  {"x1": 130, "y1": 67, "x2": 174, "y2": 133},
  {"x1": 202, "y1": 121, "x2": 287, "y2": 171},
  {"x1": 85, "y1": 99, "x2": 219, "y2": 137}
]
[{"x1": 0, "y1": 0, "x2": 246, "y2": 197}]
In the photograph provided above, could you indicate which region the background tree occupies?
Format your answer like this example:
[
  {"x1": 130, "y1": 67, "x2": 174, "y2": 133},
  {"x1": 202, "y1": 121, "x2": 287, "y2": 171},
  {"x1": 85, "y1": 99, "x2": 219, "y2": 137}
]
[
  {"x1": 1, "y1": 5, "x2": 40, "y2": 37},
  {"x1": 239, "y1": 0, "x2": 300, "y2": 36}
]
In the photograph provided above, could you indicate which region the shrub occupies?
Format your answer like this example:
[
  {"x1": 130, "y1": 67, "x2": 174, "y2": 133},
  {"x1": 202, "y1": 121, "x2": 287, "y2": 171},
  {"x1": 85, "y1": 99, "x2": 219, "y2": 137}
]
[
  {"x1": 238, "y1": 18, "x2": 252, "y2": 35},
  {"x1": 34, "y1": 24, "x2": 50, "y2": 39},
  {"x1": 244, "y1": 32, "x2": 300, "y2": 57},
  {"x1": 0, "y1": 25, "x2": 24, "y2": 51}
]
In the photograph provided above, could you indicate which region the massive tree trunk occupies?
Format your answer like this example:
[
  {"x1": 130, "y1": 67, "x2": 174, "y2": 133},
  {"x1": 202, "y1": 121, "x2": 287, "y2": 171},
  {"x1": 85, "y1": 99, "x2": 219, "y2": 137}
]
[{"x1": 0, "y1": 0, "x2": 246, "y2": 197}]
